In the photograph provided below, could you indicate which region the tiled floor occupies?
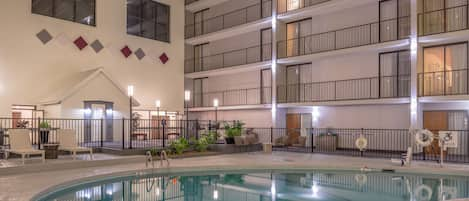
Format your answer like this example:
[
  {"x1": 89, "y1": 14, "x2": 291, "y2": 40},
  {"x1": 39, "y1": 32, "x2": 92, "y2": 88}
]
[{"x1": 1, "y1": 152, "x2": 469, "y2": 201}]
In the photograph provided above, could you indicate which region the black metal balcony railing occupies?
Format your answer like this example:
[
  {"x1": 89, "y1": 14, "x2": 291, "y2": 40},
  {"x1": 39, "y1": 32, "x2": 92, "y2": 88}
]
[
  {"x1": 190, "y1": 87, "x2": 272, "y2": 108},
  {"x1": 185, "y1": 44, "x2": 272, "y2": 73},
  {"x1": 277, "y1": 75, "x2": 410, "y2": 103},
  {"x1": 185, "y1": 0, "x2": 272, "y2": 39},
  {"x1": 277, "y1": 0, "x2": 331, "y2": 14},
  {"x1": 418, "y1": 4, "x2": 469, "y2": 36},
  {"x1": 277, "y1": 17, "x2": 410, "y2": 59},
  {"x1": 185, "y1": 0, "x2": 199, "y2": 5},
  {"x1": 418, "y1": 69, "x2": 468, "y2": 96}
]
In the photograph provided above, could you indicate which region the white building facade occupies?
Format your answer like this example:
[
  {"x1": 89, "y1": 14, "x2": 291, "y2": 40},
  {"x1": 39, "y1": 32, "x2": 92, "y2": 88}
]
[{"x1": 184, "y1": 0, "x2": 469, "y2": 132}]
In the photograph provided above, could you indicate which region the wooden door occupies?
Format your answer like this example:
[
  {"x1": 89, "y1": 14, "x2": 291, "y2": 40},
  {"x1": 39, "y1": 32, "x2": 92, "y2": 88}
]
[
  {"x1": 286, "y1": 114, "x2": 301, "y2": 142},
  {"x1": 423, "y1": 111, "x2": 448, "y2": 157},
  {"x1": 12, "y1": 112, "x2": 21, "y2": 128}
]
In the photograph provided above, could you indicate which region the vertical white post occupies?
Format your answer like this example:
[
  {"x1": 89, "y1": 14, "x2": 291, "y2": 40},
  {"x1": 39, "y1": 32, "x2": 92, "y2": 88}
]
[
  {"x1": 271, "y1": 0, "x2": 278, "y2": 127},
  {"x1": 410, "y1": 0, "x2": 420, "y2": 128}
]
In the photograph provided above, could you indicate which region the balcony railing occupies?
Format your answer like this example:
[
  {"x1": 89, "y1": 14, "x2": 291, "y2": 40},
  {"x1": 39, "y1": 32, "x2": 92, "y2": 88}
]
[
  {"x1": 277, "y1": 75, "x2": 410, "y2": 103},
  {"x1": 185, "y1": 0, "x2": 272, "y2": 39},
  {"x1": 190, "y1": 87, "x2": 272, "y2": 108},
  {"x1": 418, "y1": 69, "x2": 468, "y2": 96},
  {"x1": 418, "y1": 4, "x2": 469, "y2": 36},
  {"x1": 277, "y1": 17, "x2": 410, "y2": 59},
  {"x1": 277, "y1": 0, "x2": 331, "y2": 14},
  {"x1": 185, "y1": 44, "x2": 272, "y2": 73},
  {"x1": 185, "y1": 0, "x2": 199, "y2": 5}
]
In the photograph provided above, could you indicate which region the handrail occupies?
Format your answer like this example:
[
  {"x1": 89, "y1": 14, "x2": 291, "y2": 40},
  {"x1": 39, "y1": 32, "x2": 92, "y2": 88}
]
[
  {"x1": 185, "y1": 0, "x2": 272, "y2": 38},
  {"x1": 418, "y1": 4, "x2": 469, "y2": 36},
  {"x1": 185, "y1": 43, "x2": 272, "y2": 73},
  {"x1": 277, "y1": 16, "x2": 410, "y2": 59},
  {"x1": 277, "y1": 0, "x2": 331, "y2": 14},
  {"x1": 146, "y1": 151, "x2": 154, "y2": 168},
  {"x1": 190, "y1": 87, "x2": 272, "y2": 108},
  {"x1": 277, "y1": 75, "x2": 410, "y2": 103},
  {"x1": 418, "y1": 68, "x2": 469, "y2": 96},
  {"x1": 159, "y1": 150, "x2": 170, "y2": 167}
]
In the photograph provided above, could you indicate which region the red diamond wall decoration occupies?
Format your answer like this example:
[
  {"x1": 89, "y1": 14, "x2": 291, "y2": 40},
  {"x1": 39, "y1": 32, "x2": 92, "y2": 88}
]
[
  {"x1": 73, "y1": 36, "x2": 88, "y2": 50},
  {"x1": 159, "y1": 53, "x2": 169, "y2": 64},
  {"x1": 121, "y1": 46, "x2": 132, "y2": 58}
]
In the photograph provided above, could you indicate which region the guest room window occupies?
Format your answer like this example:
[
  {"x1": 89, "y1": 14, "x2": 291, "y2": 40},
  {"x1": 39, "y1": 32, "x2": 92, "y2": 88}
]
[
  {"x1": 32, "y1": 0, "x2": 96, "y2": 26},
  {"x1": 127, "y1": 0, "x2": 170, "y2": 42}
]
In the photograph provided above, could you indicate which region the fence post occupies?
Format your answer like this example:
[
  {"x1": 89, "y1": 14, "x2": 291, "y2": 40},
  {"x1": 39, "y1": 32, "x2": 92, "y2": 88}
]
[
  {"x1": 100, "y1": 118, "x2": 104, "y2": 148},
  {"x1": 129, "y1": 118, "x2": 133, "y2": 150},
  {"x1": 360, "y1": 128, "x2": 364, "y2": 157},
  {"x1": 38, "y1": 117, "x2": 42, "y2": 149},
  {"x1": 162, "y1": 120, "x2": 166, "y2": 148},
  {"x1": 122, "y1": 118, "x2": 125, "y2": 149},
  {"x1": 270, "y1": 127, "x2": 273, "y2": 144},
  {"x1": 311, "y1": 128, "x2": 314, "y2": 153}
]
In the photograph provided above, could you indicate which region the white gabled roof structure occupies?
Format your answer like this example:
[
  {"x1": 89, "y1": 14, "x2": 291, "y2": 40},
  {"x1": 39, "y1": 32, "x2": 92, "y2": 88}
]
[{"x1": 39, "y1": 67, "x2": 140, "y2": 106}]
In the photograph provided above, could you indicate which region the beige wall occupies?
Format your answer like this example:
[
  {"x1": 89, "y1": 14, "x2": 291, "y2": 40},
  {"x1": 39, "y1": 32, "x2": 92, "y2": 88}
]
[{"x1": 0, "y1": 0, "x2": 185, "y2": 117}]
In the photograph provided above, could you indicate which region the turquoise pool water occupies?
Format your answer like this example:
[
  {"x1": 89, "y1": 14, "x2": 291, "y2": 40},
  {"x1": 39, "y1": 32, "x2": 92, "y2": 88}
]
[{"x1": 35, "y1": 169, "x2": 469, "y2": 201}]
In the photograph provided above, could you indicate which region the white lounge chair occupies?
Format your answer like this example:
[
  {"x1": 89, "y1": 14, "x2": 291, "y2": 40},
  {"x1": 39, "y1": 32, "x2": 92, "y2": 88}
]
[
  {"x1": 5, "y1": 129, "x2": 45, "y2": 165},
  {"x1": 391, "y1": 147, "x2": 412, "y2": 166},
  {"x1": 57, "y1": 129, "x2": 93, "y2": 160}
]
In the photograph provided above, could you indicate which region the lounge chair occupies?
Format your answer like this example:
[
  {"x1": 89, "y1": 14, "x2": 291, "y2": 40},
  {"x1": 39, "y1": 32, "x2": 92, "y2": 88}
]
[
  {"x1": 391, "y1": 147, "x2": 412, "y2": 166},
  {"x1": 292, "y1": 136, "x2": 307, "y2": 147},
  {"x1": 5, "y1": 129, "x2": 45, "y2": 165},
  {"x1": 57, "y1": 129, "x2": 93, "y2": 160}
]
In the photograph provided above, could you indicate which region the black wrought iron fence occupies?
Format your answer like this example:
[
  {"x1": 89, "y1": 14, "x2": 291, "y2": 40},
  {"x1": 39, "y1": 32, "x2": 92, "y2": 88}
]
[
  {"x1": 185, "y1": 0, "x2": 272, "y2": 38},
  {"x1": 277, "y1": 17, "x2": 410, "y2": 59},
  {"x1": 185, "y1": 44, "x2": 272, "y2": 73}
]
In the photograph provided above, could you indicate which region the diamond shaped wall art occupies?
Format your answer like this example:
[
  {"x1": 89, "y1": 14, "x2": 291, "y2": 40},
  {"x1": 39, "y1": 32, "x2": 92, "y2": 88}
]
[
  {"x1": 90, "y1": 40, "x2": 104, "y2": 53},
  {"x1": 36, "y1": 29, "x2": 52, "y2": 44},
  {"x1": 134, "y1": 48, "x2": 146, "y2": 60},
  {"x1": 159, "y1": 53, "x2": 169, "y2": 64},
  {"x1": 73, "y1": 36, "x2": 88, "y2": 50},
  {"x1": 121, "y1": 46, "x2": 132, "y2": 58}
]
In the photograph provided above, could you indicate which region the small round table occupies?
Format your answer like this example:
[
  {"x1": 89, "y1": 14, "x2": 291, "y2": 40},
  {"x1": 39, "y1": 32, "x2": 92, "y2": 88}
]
[{"x1": 43, "y1": 144, "x2": 60, "y2": 159}]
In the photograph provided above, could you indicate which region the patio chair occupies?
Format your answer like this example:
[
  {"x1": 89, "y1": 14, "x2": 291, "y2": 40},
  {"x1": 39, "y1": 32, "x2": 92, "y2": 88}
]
[
  {"x1": 391, "y1": 147, "x2": 412, "y2": 166},
  {"x1": 57, "y1": 129, "x2": 93, "y2": 160},
  {"x1": 5, "y1": 129, "x2": 45, "y2": 165}
]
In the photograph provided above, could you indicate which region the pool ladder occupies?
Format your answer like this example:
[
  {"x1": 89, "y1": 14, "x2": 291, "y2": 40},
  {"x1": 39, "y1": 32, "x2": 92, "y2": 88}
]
[{"x1": 146, "y1": 150, "x2": 170, "y2": 168}]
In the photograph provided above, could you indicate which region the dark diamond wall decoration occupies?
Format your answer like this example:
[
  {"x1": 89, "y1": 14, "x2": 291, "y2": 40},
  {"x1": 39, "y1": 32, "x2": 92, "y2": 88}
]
[
  {"x1": 159, "y1": 53, "x2": 169, "y2": 64},
  {"x1": 90, "y1": 40, "x2": 104, "y2": 53},
  {"x1": 74, "y1": 36, "x2": 88, "y2": 50},
  {"x1": 135, "y1": 48, "x2": 146, "y2": 60},
  {"x1": 121, "y1": 46, "x2": 132, "y2": 58},
  {"x1": 36, "y1": 29, "x2": 52, "y2": 44}
]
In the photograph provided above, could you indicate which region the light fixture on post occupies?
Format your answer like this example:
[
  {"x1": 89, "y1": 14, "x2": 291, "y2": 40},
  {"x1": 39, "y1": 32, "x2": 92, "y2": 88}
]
[
  {"x1": 127, "y1": 85, "x2": 134, "y2": 149},
  {"x1": 213, "y1": 99, "x2": 219, "y2": 123},
  {"x1": 184, "y1": 90, "x2": 191, "y2": 138}
]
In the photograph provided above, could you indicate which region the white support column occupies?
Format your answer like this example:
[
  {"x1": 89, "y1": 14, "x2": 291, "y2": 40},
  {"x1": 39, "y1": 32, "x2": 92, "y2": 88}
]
[
  {"x1": 410, "y1": 0, "x2": 420, "y2": 128},
  {"x1": 271, "y1": 0, "x2": 278, "y2": 127}
]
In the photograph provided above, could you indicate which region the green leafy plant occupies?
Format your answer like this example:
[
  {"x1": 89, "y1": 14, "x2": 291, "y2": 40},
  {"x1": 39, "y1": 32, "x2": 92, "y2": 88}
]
[
  {"x1": 224, "y1": 121, "x2": 244, "y2": 138},
  {"x1": 39, "y1": 121, "x2": 50, "y2": 129},
  {"x1": 170, "y1": 138, "x2": 189, "y2": 155},
  {"x1": 194, "y1": 137, "x2": 209, "y2": 152},
  {"x1": 201, "y1": 130, "x2": 218, "y2": 144}
]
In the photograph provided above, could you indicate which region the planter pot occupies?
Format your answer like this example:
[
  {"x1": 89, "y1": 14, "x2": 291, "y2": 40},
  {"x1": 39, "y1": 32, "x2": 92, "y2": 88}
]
[
  {"x1": 39, "y1": 130, "x2": 50, "y2": 144},
  {"x1": 225, "y1": 137, "x2": 235, "y2": 144}
]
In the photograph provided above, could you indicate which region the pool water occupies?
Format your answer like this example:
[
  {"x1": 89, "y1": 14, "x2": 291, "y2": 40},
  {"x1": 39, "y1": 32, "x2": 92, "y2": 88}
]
[{"x1": 36, "y1": 169, "x2": 469, "y2": 201}]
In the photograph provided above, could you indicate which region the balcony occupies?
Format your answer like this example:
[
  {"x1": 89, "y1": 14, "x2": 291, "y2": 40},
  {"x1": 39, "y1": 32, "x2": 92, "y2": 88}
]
[
  {"x1": 189, "y1": 87, "x2": 272, "y2": 108},
  {"x1": 418, "y1": 3, "x2": 469, "y2": 36},
  {"x1": 277, "y1": 75, "x2": 410, "y2": 104},
  {"x1": 185, "y1": 0, "x2": 272, "y2": 39},
  {"x1": 185, "y1": 44, "x2": 272, "y2": 74},
  {"x1": 185, "y1": 0, "x2": 199, "y2": 5},
  {"x1": 277, "y1": 17, "x2": 410, "y2": 59},
  {"x1": 277, "y1": 0, "x2": 331, "y2": 14},
  {"x1": 418, "y1": 69, "x2": 468, "y2": 97}
]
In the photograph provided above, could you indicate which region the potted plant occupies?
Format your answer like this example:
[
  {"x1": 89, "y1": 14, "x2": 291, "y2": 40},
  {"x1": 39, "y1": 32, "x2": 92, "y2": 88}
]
[
  {"x1": 224, "y1": 121, "x2": 244, "y2": 144},
  {"x1": 39, "y1": 121, "x2": 51, "y2": 144}
]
